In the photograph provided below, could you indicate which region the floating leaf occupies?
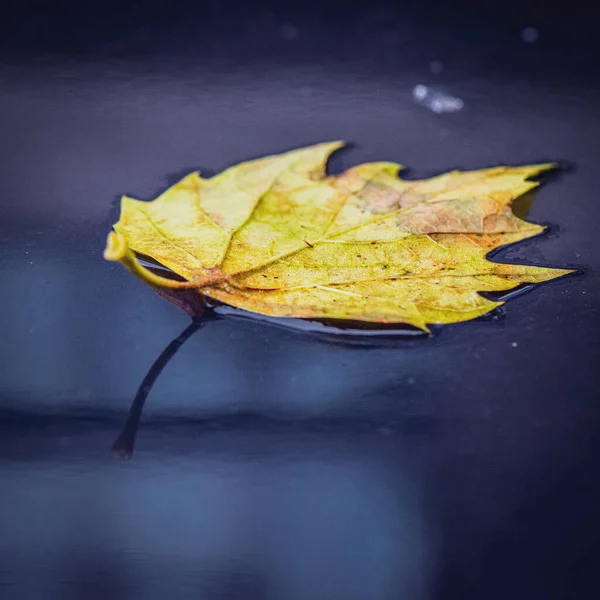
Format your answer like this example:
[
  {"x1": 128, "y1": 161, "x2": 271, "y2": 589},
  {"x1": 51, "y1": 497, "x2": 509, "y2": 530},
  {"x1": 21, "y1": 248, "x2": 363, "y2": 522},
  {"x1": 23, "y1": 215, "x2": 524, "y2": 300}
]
[{"x1": 105, "y1": 142, "x2": 574, "y2": 331}]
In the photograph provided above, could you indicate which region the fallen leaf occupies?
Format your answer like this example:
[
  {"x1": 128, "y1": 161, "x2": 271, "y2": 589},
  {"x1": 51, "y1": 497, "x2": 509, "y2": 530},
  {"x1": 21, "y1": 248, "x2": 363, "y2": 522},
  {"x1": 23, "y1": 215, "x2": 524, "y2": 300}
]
[{"x1": 104, "y1": 142, "x2": 574, "y2": 331}]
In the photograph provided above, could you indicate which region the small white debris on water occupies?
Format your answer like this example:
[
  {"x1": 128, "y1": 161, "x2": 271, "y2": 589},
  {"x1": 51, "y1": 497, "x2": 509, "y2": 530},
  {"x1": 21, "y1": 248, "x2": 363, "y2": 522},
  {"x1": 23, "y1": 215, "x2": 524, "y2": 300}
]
[
  {"x1": 429, "y1": 60, "x2": 444, "y2": 74},
  {"x1": 408, "y1": 377, "x2": 416, "y2": 384},
  {"x1": 280, "y1": 24, "x2": 298, "y2": 41},
  {"x1": 521, "y1": 27, "x2": 539, "y2": 43},
  {"x1": 413, "y1": 84, "x2": 428, "y2": 100},
  {"x1": 512, "y1": 342, "x2": 518, "y2": 347},
  {"x1": 412, "y1": 85, "x2": 464, "y2": 114}
]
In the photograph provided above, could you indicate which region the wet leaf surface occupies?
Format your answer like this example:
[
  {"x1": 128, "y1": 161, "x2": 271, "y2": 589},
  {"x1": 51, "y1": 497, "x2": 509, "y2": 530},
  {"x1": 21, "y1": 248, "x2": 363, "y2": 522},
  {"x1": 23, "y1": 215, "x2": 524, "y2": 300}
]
[{"x1": 107, "y1": 144, "x2": 572, "y2": 330}]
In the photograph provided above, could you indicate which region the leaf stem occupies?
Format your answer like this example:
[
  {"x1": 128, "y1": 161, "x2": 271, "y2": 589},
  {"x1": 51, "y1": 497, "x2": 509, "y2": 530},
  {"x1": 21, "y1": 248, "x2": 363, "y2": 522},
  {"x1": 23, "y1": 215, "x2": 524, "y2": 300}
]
[{"x1": 104, "y1": 231, "x2": 229, "y2": 289}]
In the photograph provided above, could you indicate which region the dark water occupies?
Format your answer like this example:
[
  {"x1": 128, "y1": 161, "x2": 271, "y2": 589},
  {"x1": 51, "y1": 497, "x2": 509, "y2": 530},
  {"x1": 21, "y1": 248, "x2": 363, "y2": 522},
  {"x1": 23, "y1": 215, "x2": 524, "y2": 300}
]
[{"x1": 1, "y1": 1, "x2": 600, "y2": 598}]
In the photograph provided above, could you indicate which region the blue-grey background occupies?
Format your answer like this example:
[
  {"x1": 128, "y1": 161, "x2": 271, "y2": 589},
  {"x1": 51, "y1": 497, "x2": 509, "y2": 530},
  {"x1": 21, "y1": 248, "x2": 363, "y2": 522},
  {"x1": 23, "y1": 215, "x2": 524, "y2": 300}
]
[{"x1": 1, "y1": 1, "x2": 599, "y2": 598}]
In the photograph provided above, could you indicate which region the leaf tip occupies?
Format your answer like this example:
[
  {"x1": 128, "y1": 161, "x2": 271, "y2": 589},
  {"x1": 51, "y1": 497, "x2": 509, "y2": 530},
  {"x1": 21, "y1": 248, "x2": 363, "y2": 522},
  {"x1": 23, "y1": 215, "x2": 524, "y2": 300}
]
[
  {"x1": 325, "y1": 140, "x2": 346, "y2": 155},
  {"x1": 528, "y1": 162, "x2": 560, "y2": 179}
]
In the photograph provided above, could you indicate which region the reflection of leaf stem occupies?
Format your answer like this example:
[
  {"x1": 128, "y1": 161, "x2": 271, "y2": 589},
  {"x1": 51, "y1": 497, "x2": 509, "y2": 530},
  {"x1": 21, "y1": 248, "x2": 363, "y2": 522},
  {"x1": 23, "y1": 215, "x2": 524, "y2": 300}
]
[{"x1": 112, "y1": 319, "x2": 206, "y2": 459}]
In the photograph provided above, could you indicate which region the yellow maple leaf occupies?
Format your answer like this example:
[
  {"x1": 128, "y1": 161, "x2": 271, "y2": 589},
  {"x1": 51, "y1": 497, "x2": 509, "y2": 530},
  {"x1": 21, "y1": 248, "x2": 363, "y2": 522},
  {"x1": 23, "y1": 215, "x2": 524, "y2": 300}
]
[{"x1": 104, "y1": 142, "x2": 574, "y2": 331}]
